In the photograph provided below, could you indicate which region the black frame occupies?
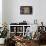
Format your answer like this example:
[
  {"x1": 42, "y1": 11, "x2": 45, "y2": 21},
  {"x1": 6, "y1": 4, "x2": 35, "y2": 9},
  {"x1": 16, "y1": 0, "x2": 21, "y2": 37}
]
[{"x1": 20, "y1": 6, "x2": 32, "y2": 14}]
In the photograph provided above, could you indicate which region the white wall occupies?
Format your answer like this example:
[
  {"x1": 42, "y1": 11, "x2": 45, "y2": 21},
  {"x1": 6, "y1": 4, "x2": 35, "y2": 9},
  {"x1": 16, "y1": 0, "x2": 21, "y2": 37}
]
[
  {"x1": 2, "y1": 0, "x2": 46, "y2": 26},
  {"x1": 6, "y1": 0, "x2": 39, "y2": 24},
  {"x1": 39, "y1": 0, "x2": 46, "y2": 26},
  {"x1": 2, "y1": 0, "x2": 8, "y2": 24},
  {"x1": 0, "y1": 0, "x2": 2, "y2": 27},
  {"x1": 9, "y1": 0, "x2": 34, "y2": 22}
]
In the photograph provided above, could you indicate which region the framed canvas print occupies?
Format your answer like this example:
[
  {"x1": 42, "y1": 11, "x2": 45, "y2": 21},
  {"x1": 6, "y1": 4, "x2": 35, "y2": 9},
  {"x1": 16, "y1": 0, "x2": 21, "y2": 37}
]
[{"x1": 20, "y1": 6, "x2": 32, "y2": 14}]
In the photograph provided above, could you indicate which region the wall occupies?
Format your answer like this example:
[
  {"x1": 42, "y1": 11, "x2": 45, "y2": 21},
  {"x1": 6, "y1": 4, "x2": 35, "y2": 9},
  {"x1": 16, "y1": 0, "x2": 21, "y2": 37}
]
[
  {"x1": 2, "y1": 0, "x2": 8, "y2": 24},
  {"x1": 39, "y1": 0, "x2": 46, "y2": 26},
  {"x1": 2, "y1": 0, "x2": 46, "y2": 26},
  {"x1": 0, "y1": 0, "x2": 2, "y2": 27},
  {"x1": 8, "y1": 0, "x2": 39, "y2": 25}
]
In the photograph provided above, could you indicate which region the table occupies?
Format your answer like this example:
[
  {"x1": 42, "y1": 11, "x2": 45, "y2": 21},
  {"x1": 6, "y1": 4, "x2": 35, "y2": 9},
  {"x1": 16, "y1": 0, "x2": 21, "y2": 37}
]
[
  {"x1": 12, "y1": 39, "x2": 39, "y2": 46},
  {"x1": 13, "y1": 39, "x2": 32, "y2": 46}
]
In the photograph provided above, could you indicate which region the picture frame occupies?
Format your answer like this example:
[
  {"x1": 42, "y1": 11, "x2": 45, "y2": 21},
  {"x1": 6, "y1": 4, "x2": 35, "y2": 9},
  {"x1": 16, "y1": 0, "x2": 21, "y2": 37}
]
[{"x1": 20, "y1": 6, "x2": 32, "y2": 14}]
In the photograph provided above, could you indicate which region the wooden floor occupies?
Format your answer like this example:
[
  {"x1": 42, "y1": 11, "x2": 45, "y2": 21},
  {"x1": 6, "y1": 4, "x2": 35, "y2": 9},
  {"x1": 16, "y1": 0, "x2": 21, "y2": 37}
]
[
  {"x1": 0, "y1": 44, "x2": 46, "y2": 46},
  {"x1": 0, "y1": 44, "x2": 4, "y2": 46},
  {"x1": 31, "y1": 40, "x2": 46, "y2": 46},
  {"x1": 40, "y1": 45, "x2": 46, "y2": 46}
]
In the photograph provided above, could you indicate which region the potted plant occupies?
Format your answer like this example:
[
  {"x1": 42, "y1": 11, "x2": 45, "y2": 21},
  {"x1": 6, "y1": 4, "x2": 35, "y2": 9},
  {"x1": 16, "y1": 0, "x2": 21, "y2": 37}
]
[{"x1": 0, "y1": 23, "x2": 9, "y2": 44}]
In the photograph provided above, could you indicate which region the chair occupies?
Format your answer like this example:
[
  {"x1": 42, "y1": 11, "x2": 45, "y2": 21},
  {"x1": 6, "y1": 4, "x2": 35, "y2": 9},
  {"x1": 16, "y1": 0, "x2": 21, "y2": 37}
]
[
  {"x1": 5, "y1": 38, "x2": 15, "y2": 46},
  {"x1": 38, "y1": 26, "x2": 46, "y2": 45}
]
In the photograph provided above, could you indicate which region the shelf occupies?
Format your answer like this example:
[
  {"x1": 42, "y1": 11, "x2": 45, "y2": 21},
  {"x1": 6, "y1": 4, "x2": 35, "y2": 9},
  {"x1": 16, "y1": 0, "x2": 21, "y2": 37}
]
[
  {"x1": 9, "y1": 25, "x2": 31, "y2": 36},
  {"x1": 16, "y1": 32, "x2": 23, "y2": 33},
  {"x1": 10, "y1": 32, "x2": 23, "y2": 34},
  {"x1": 9, "y1": 23, "x2": 37, "y2": 26},
  {"x1": 10, "y1": 32, "x2": 15, "y2": 33}
]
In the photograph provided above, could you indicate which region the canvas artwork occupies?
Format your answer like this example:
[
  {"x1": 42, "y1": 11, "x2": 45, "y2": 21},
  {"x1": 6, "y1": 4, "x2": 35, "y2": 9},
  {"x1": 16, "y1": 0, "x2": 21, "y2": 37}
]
[{"x1": 20, "y1": 6, "x2": 32, "y2": 14}]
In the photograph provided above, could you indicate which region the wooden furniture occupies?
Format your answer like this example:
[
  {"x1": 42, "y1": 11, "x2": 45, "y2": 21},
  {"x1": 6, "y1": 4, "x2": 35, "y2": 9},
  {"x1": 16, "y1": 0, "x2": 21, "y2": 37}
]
[
  {"x1": 5, "y1": 35, "x2": 39, "y2": 46},
  {"x1": 12, "y1": 39, "x2": 39, "y2": 46},
  {"x1": 38, "y1": 26, "x2": 46, "y2": 45},
  {"x1": 39, "y1": 32, "x2": 46, "y2": 45},
  {"x1": 13, "y1": 39, "x2": 32, "y2": 46},
  {"x1": 5, "y1": 38, "x2": 15, "y2": 46},
  {"x1": 5, "y1": 37, "x2": 32, "y2": 46}
]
